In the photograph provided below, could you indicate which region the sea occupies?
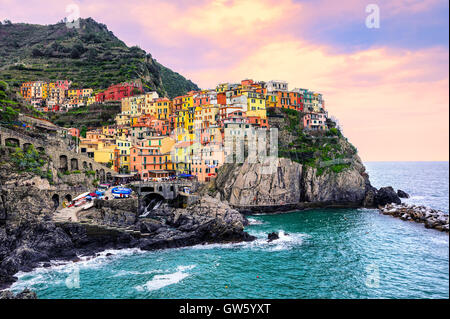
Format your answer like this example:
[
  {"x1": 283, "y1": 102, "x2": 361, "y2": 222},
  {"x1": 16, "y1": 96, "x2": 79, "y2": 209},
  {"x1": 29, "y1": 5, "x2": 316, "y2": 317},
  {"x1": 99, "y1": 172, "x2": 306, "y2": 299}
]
[{"x1": 9, "y1": 162, "x2": 449, "y2": 299}]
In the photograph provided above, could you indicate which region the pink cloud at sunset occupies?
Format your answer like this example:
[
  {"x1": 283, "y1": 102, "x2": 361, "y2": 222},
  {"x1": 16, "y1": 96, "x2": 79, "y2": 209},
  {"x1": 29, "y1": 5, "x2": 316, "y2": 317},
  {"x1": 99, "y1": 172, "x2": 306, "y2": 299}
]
[{"x1": 0, "y1": 0, "x2": 448, "y2": 161}]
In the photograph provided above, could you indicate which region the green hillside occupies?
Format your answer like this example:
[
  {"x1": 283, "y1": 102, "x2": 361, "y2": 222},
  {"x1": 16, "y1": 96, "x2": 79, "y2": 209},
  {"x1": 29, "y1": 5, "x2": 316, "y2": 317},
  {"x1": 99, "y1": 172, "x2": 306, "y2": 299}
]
[{"x1": 0, "y1": 18, "x2": 199, "y2": 98}]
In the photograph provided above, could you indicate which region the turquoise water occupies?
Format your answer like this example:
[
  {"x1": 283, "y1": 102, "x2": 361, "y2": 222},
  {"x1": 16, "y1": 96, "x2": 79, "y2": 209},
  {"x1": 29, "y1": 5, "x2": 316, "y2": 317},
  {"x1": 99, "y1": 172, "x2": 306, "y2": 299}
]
[{"x1": 10, "y1": 162, "x2": 449, "y2": 299}]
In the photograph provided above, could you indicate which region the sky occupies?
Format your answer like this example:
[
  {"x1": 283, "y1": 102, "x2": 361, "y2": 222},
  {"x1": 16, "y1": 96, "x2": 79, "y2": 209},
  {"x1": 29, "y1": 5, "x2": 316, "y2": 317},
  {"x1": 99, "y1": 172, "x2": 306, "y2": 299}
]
[{"x1": 1, "y1": 0, "x2": 449, "y2": 161}]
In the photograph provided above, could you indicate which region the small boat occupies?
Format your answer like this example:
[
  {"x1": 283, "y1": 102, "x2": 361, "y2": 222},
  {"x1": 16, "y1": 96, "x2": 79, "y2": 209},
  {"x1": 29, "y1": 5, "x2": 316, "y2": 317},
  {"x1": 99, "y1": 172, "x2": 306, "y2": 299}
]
[
  {"x1": 73, "y1": 192, "x2": 90, "y2": 201},
  {"x1": 111, "y1": 187, "x2": 132, "y2": 198}
]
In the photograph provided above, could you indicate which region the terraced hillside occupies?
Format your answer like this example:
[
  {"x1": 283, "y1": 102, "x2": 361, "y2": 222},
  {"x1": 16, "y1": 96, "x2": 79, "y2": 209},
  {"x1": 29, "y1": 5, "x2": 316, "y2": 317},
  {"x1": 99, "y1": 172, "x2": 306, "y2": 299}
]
[{"x1": 0, "y1": 18, "x2": 199, "y2": 98}]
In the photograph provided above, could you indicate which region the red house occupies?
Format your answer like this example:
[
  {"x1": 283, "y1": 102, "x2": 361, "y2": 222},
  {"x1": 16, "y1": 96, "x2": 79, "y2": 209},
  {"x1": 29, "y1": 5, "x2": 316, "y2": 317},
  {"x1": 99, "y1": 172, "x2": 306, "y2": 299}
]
[
  {"x1": 217, "y1": 92, "x2": 226, "y2": 105},
  {"x1": 95, "y1": 82, "x2": 143, "y2": 103}
]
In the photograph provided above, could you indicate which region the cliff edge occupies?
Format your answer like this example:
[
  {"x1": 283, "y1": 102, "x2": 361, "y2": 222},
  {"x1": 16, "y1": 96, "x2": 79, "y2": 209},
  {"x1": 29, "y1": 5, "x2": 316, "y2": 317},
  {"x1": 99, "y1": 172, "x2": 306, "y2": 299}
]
[{"x1": 204, "y1": 108, "x2": 392, "y2": 212}]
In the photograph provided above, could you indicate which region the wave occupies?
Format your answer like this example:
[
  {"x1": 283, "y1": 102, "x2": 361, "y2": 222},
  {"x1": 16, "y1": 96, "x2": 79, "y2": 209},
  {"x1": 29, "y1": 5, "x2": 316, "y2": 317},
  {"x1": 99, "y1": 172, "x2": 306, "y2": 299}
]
[
  {"x1": 187, "y1": 230, "x2": 309, "y2": 251},
  {"x1": 134, "y1": 265, "x2": 196, "y2": 292},
  {"x1": 9, "y1": 248, "x2": 145, "y2": 292},
  {"x1": 112, "y1": 269, "x2": 162, "y2": 278},
  {"x1": 247, "y1": 218, "x2": 265, "y2": 225}
]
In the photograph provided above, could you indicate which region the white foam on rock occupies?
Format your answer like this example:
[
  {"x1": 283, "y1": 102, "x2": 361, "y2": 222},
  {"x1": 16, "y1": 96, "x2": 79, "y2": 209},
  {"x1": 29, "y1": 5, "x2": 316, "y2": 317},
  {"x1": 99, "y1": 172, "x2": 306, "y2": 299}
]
[
  {"x1": 9, "y1": 248, "x2": 145, "y2": 292},
  {"x1": 186, "y1": 230, "x2": 309, "y2": 251}
]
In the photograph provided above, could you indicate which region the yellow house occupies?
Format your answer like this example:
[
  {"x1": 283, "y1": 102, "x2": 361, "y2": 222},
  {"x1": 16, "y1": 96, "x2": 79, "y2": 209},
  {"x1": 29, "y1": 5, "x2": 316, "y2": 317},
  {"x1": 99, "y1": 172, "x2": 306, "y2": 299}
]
[
  {"x1": 122, "y1": 95, "x2": 145, "y2": 116},
  {"x1": 243, "y1": 91, "x2": 267, "y2": 119},
  {"x1": 175, "y1": 109, "x2": 195, "y2": 142},
  {"x1": 172, "y1": 141, "x2": 194, "y2": 174},
  {"x1": 265, "y1": 94, "x2": 277, "y2": 108},
  {"x1": 116, "y1": 139, "x2": 132, "y2": 171},
  {"x1": 87, "y1": 96, "x2": 96, "y2": 106},
  {"x1": 216, "y1": 83, "x2": 228, "y2": 93},
  {"x1": 143, "y1": 100, "x2": 157, "y2": 116},
  {"x1": 155, "y1": 98, "x2": 172, "y2": 120},
  {"x1": 94, "y1": 143, "x2": 115, "y2": 165},
  {"x1": 115, "y1": 113, "x2": 130, "y2": 126},
  {"x1": 182, "y1": 95, "x2": 193, "y2": 110},
  {"x1": 130, "y1": 115, "x2": 140, "y2": 126}
]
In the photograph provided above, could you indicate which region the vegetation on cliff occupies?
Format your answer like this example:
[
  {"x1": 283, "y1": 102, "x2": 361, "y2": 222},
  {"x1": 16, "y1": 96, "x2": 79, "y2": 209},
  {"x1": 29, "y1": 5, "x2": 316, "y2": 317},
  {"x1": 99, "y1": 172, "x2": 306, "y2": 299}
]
[
  {"x1": 49, "y1": 101, "x2": 121, "y2": 128},
  {"x1": 0, "y1": 81, "x2": 43, "y2": 121},
  {"x1": 268, "y1": 107, "x2": 358, "y2": 176},
  {"x1": 0, "y1": 18, "x2": 199, "y2": 98},
  {"x1": 1, "y1": 144, "x2": 53, "y2": 184}
]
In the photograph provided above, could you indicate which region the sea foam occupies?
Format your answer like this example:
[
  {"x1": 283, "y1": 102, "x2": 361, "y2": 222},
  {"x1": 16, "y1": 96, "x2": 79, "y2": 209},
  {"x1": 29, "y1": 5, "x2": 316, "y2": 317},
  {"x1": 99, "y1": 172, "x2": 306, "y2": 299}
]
[{"x1": 135, "y1": 265, "x2": 196, "y2": 292}]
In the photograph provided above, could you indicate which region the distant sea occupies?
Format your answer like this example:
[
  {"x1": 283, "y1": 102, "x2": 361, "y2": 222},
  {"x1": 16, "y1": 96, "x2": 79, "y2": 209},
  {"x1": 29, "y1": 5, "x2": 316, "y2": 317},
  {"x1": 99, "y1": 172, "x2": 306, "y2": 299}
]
[{"x1": 10, "y1": 162, "x2": 449, "y2": 299}]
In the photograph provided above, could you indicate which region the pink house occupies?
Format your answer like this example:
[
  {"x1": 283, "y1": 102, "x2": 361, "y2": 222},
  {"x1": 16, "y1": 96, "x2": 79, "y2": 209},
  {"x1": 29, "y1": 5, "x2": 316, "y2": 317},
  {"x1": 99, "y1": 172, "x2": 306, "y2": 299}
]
[
  {"x1": 303, "y1": 112, "x2": 328, "y2": 131},
  {"x1": 192, "y1": 142, "x2": 224, "y2": 182},
  {"x1": 68, "y1": 128, "x2": 80, "y2": 138}
]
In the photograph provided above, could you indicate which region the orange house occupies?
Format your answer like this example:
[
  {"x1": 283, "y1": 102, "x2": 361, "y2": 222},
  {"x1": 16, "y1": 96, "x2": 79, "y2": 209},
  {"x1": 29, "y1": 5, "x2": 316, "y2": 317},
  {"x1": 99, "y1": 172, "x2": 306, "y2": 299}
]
[
  {"x1": 247, "y1": 116, "x2": 270, "y2": 128},
  {"x1": 130, "y1": 146, "x2": 175, "y2": 180}
]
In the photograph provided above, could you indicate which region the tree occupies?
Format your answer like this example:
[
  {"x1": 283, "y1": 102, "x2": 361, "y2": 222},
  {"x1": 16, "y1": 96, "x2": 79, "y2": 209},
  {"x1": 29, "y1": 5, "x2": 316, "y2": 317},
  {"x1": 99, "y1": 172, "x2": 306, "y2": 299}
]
[{"x1": 80, "y1": 125, "x2": 87, "y2": 138}]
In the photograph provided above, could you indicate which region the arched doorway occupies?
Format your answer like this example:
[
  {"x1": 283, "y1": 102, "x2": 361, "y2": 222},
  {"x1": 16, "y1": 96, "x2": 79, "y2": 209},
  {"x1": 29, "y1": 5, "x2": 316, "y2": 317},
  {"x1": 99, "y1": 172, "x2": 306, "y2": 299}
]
[
  {"x1": 70, "y1": 158, "x2": 79, "y2": 170},
  {"x1": 5, "y1": 138, "x2": 19, "y2": 148},
  {"x1": 59, "y1": 155, "x2": 68, "y2": 172}
]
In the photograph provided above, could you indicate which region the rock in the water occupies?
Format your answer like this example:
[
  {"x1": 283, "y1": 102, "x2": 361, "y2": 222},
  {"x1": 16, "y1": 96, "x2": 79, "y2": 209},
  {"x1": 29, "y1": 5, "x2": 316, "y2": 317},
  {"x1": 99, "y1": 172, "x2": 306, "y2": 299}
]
[
  {"x1": 0, "y1": 288, "x2": 37, "y2": 299},
  {"x1": 267, "y1": 232, "x2": 279, "y2": 242},
  {"x1": 374, "y1": 186, "x2": 401, "y2": 206},
  {"x1": 379, "y1": 203, "x2": 449, "y2": 232},
  {"x1": 397, "y1": 189, "x2": 410, "y2": 198}
]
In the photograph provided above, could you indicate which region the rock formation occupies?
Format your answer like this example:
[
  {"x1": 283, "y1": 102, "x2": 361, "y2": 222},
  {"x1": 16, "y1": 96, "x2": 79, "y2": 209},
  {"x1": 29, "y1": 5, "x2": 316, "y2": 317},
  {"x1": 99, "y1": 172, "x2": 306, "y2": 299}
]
[
  {"x1": 397, "y1": 189, "x2": 410, "y2": 198},
  {"x1": 380, "y1": 203, "x2": 449, "y2": 232},
  {"x1": 210, "y1": 156, "x2": 397, "y2": 212},
  {"x1": 0, "y1": 288, "x2": 37, "y2": 299}
]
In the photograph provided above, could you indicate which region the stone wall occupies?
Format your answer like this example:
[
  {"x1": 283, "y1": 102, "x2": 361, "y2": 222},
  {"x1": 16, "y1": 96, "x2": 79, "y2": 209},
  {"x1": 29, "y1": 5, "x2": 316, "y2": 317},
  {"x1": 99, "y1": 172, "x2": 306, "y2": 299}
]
[{"x1": 0, "y1": 126, "x2": 115, "y2": 183}]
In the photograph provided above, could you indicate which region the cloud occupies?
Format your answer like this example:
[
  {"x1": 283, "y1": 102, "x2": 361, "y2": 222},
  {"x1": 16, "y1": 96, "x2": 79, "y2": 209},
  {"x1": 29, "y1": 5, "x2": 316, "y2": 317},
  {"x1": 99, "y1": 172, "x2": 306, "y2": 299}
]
[{"x1": 189, "y1": 40, "x2": 449, "y2": 161}]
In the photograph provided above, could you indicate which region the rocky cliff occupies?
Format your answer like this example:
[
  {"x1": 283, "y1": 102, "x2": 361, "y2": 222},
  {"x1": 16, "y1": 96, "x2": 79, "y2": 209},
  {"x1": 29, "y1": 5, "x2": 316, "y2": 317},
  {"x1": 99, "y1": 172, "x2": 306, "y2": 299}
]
[
  {"x1": 212, "y1": 156, "x2": 373, "y2": 213},
  {"x1": 207, "y1": 108, "x2": 395, "y2": 213}
]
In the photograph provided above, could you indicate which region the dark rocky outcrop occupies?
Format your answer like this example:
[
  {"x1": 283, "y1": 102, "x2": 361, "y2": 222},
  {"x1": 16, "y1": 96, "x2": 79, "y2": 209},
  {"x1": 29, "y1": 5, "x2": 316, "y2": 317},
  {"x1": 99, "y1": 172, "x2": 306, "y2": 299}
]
[
  {"x1": 397, "y1": 189, "x2": 410, "y2": 198},
  {"x1": 267, "y1": 232, "x2": 279, "y2": 242},
  {"x1": 374, "y1": 187, "x2": 401, "y2": 206},
  {"x1": 84, "y1": 195, "x2": 255, "y2": 251},
  {"x1": 0, "y1": 288, "x2": 37, "y2": 299},
  {"x1": 0, "y1": 219, "x2": 137, "y2": 290},
  {"x1": 380, "y1": 203, "x2": 449, "y2": 232}
]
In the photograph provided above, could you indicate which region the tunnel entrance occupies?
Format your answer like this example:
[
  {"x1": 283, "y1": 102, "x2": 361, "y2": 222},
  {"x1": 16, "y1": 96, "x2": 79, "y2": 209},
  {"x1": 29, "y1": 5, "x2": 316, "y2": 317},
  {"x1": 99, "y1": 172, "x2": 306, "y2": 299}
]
[{"x1": 52, "y1": 194, "x2": 59, "y2": 209}]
